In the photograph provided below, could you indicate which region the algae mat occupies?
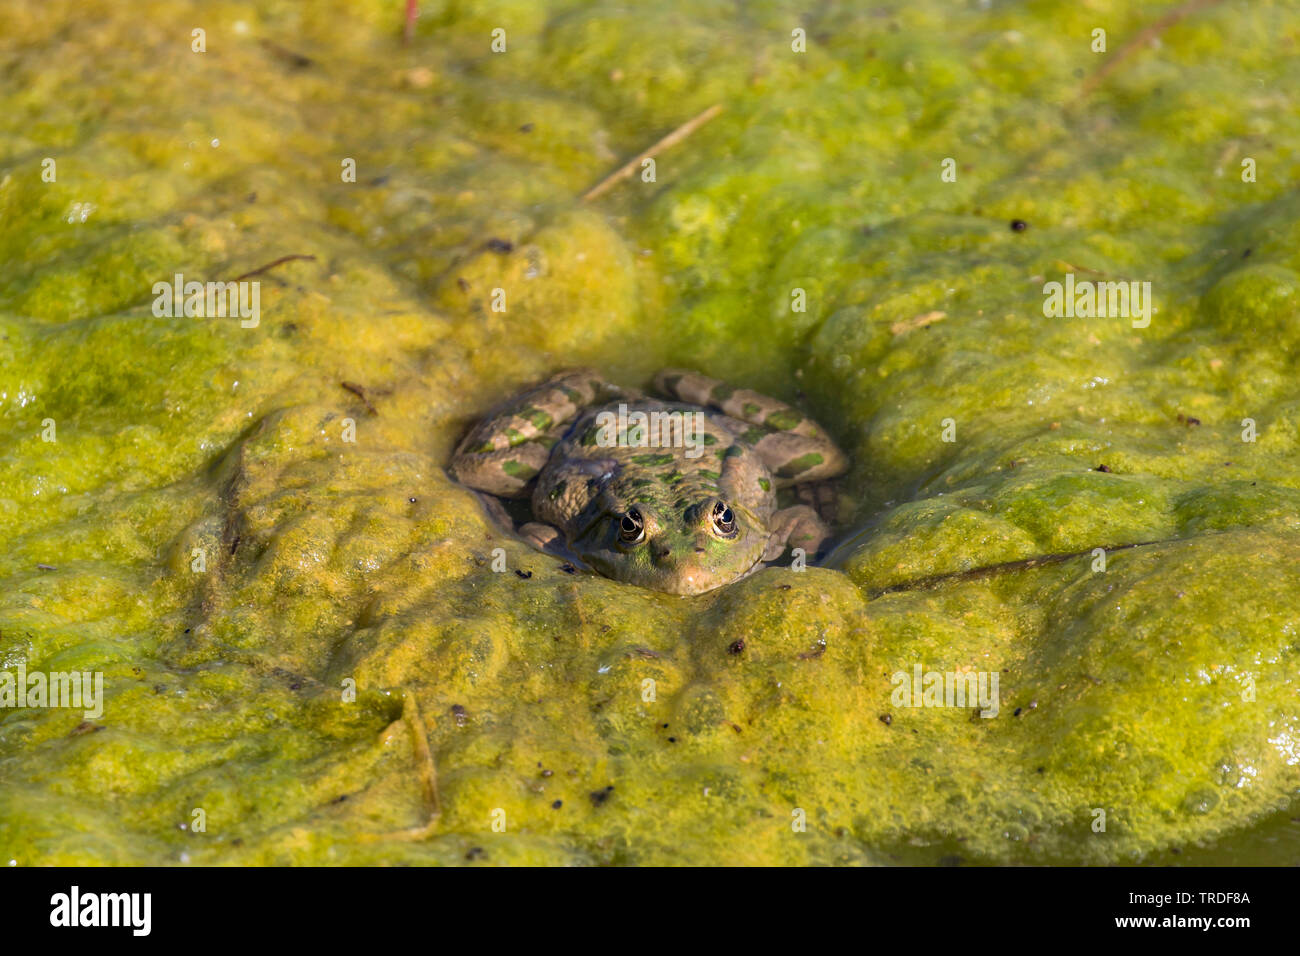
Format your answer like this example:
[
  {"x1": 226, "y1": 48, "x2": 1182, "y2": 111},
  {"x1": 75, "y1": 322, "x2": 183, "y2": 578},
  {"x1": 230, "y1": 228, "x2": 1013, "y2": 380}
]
[{"x1": 1, "y1": 0, "x2": 1298, "y2": 865}]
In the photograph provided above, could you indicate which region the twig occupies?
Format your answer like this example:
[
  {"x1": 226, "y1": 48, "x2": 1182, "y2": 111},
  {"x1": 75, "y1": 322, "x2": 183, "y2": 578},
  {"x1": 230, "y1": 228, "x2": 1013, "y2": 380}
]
[
  {"x1": 404, "y1": 0, "x2": 418, "y2": 44},
  {"x1": 341, "y1": 381, "x2": 378, "y2": 415},
  {"x1": 1079, "y1": 0, "x2": 1225, "y2": 98},
  {"x1": 403, "y1": 692, "x2": 440, "y2": 820},
  {"x1": 890, "y1": 311, "x2": 946, "y2": 336},
  {"x1": 360, "y1": 690, "x2": 442, "y2": 842},
  {"x1": 1054, "y1": 260, "x2": 1140, "y2": 284},
  {"x1": 865, "y1": 535, "x2": 1205, "y2": 600},
  {"x1": 581, "y1": 104, "x2": 724, "y2": 202},
  {"x1": 228, "y1": 254, "x2": 317, "y2": 284},
  {"x1": 1056, "y1": 260, "x2": 1113, "y2": 278},
  {"x1": 258, "y1": 38, "x2": 314, "y2": 70}
]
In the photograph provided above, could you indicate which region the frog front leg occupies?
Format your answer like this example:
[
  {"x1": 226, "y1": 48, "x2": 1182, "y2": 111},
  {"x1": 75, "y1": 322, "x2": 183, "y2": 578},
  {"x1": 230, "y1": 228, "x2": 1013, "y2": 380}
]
[
  {"x1": 653, "y1": 368, "x2": 847, "y2": 486},
  {"x1": 448, "y1": 368, "x2": 627, "y2": 497},
  {"x1": 516, "y1": 521, "x2": 591, "y2": 569},
  {"x1": 763, "y1": 504, "x2": 831, "y2": 562}
]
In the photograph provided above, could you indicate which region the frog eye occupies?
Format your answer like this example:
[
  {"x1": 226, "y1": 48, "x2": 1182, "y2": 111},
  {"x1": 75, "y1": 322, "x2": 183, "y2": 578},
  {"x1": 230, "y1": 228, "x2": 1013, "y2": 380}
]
[
  {"x1": 710, "y1": 501, "x2": 736, "y2": 537},
  {"x1": 618, "y1": 509, "x2": 645, "y2": 544}
]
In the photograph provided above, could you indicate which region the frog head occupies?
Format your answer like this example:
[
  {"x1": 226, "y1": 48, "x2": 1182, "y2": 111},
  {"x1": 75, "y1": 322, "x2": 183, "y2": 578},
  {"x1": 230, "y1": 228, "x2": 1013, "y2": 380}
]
[{"x1": 573, "y1": 497, "x2": 767, "y2": 595}]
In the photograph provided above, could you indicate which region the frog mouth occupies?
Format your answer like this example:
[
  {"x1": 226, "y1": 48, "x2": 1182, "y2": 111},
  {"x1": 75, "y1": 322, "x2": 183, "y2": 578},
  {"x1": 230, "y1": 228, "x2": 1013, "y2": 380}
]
[
  {"x1": 651, "y1": 540, "x2": 770, "y2": 596},
  {"x1": 680, "y1": 549, "x2": 768, "y2": 595}
]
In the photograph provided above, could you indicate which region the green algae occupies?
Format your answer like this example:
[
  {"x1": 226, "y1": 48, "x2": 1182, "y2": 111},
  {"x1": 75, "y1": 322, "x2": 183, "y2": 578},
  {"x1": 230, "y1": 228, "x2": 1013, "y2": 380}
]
[{"x1": 1, "y1": 0, "x2": 1299, "y2": 865}]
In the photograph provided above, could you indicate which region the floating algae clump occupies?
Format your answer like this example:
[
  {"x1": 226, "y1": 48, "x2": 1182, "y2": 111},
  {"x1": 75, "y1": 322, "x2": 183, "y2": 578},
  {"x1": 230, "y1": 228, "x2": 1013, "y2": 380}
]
[{"x1": 0, "y1": 0, "x2": 1297, "y2": 864}]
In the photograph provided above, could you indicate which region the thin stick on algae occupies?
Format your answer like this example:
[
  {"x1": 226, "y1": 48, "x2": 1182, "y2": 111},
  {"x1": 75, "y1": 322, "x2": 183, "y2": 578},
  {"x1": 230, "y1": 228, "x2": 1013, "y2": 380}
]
[
  {"x1": 340, "y1": 381, "x2": 378, "y2": 416},
  {"x1": 403, "y1": 0, "x2": 418, "y2": 44},
  {"x1": 403, "y1": 691, "x2": 441, "y2": 821},
  {"x1": 361, "y1": 689, "x2": 442, "y2": 842},
  {"x1": 581, "y1": 104, "x2": 724, "y2": 202},
  {"x1": 258, "y1": 38, "x2": 314, "y2": 70},
  {"x1": 1078, "y1": 0, "x2": 1225, "y2": 98},
  {"x1": 864, "y1": 532, "x2": 1227, "y2": 600},
  {"x1": 227, "y1": 254, "x2": 317, "y2": 284}
]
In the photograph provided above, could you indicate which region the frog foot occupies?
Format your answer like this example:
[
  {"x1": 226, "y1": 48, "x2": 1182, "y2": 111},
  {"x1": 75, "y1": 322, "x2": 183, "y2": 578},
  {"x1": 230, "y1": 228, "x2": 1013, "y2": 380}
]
[
  {"x1": 794, "y1": 479, "x2": 840, "y2": 526},
  {"x1": 519, "y1": 522, "x2": 589, "y2": 569},
  {"x1": 473, "y1": 494, "x2": 588, "y2": 569},
  {"x1": 472, "y1": 490, "x2": 516, "y2": 534},
  {"x1": 764, "y1": 505, "x2": 831, "y2": 562}
]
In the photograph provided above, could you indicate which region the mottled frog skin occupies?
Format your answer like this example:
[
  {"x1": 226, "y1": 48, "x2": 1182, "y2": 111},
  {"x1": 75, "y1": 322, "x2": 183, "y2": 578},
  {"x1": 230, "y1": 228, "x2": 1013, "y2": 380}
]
[{"x1": 449, "y1": 369, "x2": 847, "y2": 595}]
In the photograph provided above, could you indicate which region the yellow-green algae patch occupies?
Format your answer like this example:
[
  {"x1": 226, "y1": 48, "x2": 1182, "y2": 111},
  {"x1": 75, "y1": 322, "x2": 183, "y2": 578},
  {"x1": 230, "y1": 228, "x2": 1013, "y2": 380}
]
[{"x1": 1, "y1": 0, "x2": 1298, "y2": 864}]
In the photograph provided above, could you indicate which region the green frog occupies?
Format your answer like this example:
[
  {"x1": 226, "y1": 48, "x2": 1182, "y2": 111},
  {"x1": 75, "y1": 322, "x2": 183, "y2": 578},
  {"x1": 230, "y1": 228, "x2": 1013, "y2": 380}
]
[{"x1": 448, "y1": 368, "x2": 847, "y2": 595}]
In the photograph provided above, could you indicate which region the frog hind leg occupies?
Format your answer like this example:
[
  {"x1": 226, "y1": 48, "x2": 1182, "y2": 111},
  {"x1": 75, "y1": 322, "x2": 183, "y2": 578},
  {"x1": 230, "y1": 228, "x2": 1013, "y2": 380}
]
[
  {"x1": 448, "y1": 368, "x2": 628, "y2": 498},
  {"x1": 653, "y1": 368, "x2": 847, "y2": 486},
  {"x1": 763, "y1": 505, "x2": 832, "y2": 562}
]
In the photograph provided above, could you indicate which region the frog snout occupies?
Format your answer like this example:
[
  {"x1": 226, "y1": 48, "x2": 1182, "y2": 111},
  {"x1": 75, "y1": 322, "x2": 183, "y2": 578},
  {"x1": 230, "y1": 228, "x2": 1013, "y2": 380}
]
[{"x1": 649, "y1": 535, "x2": 709, "y2": 565}]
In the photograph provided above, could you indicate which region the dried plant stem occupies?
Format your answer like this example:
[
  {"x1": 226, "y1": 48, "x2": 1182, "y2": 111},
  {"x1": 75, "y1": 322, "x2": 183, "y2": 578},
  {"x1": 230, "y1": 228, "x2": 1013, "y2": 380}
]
[
  {"x1": 404, "y1": 1, "x2": 418, "y2": 44},
  {"x1": 228, "y1": 254, "x2": 317, "y2": 283},
  {"x1": 360, "y1": 689, "x2": 442, "y2": 842},
  {"x1": 1079, "y1": 0, "x2": 1225, "y2": 98},
  {"x1": 581, "y1": 104, "x2": 724, "y2": 202},
  {"x1": 865, "y1": 536, "x2": 1203, "y2": 600}
]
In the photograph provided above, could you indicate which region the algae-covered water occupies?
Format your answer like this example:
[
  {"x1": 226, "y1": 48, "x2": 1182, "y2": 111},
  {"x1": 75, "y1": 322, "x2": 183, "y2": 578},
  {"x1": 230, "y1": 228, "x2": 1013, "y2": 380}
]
[{"x1": 1, "y1": 0, "x2": 1298, "y2": 865}]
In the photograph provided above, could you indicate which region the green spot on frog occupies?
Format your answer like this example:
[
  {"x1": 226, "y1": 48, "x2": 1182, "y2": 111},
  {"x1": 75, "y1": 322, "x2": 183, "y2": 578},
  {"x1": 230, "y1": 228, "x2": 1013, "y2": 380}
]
[
  {"x1": 712, "y1": 383, "x2": 735, "y2": 401},
  {"x1": 522, "y1": 406, "x2": 554, "y2": 431},
  {"x1": 549, "y1": 480, "x2": 567, "y2": 500},
  {"x1": 631, "y1": 453, "x2": 675, "y2": 467},
  {"x1": 776, "y1": 452, "x2": 824, "y2": 478},
  {"x1": 765, "y1": 409, "x2": 803, "y2": 430},
  {"x1": 742, "y1": 402, "x2": 761, "y2": 417},
  {"x1": 758, "y1": 478, "x2": 771, "y2": 492},
  {"x1": 502, "y1": 460, "x2": 539, "y2": 480}
]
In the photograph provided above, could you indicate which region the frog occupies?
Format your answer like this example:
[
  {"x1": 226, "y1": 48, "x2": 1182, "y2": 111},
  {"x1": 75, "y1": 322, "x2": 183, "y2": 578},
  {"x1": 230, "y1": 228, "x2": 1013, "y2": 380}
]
[{"x1": 448, "y1": 368, "x2": 848, "y2": 595}]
